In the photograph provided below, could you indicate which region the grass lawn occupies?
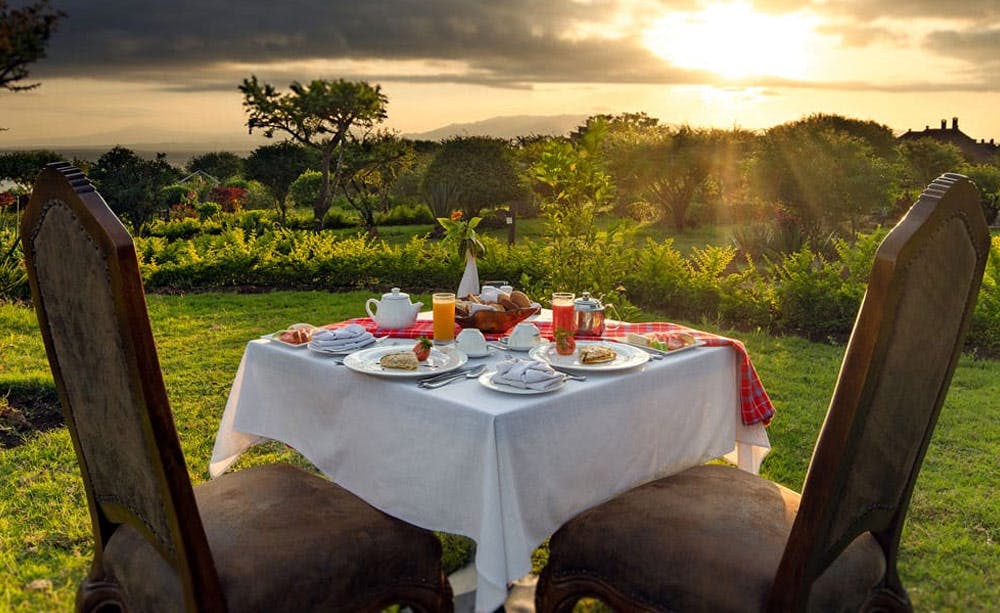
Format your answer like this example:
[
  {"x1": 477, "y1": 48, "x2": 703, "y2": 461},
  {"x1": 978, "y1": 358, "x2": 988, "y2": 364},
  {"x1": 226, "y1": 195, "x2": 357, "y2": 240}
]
[{"x1": 2, "y1": 292, "x2": 998, "y2": 611}]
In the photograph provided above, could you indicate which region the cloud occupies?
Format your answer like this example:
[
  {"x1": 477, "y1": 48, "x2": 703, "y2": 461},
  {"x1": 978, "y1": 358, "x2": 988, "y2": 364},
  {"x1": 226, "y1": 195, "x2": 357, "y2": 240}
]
[
  {"x1": 38, "y1": 0, "x2": 683, "y2": 88},
  {"x1": 32, "y1": 0, "x2": 1000, "y2": 94},
  {"x1": 924, "y1": 27, "x2": 1000, "y2": 65}
]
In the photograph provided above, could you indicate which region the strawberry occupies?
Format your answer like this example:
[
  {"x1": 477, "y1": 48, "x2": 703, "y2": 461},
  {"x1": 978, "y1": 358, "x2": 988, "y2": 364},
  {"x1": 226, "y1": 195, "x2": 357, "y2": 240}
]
[
  {"x1": 554, "y1": 329, "x2": 576, "y2": 356},
  {"x1": 412, "y1": 336, "x2": 432, "y2": 361}
]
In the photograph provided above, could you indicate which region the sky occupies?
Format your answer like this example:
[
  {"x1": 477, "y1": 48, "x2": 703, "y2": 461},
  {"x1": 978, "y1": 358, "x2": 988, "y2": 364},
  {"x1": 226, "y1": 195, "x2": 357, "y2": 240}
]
[{"x1": 3, "y1": 0, "x2": 1000, "y2": 148}]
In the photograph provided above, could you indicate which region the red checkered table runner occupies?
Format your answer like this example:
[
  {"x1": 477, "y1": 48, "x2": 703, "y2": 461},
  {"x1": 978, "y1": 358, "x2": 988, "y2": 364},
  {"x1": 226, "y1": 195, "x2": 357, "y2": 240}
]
[{"x1": 325, "y1": 317, "x2": 774, "y2": 426}]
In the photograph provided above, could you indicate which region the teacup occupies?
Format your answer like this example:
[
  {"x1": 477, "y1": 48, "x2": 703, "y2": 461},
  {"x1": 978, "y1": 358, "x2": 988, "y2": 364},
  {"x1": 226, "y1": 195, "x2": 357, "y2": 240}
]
[
  {"x1": 457, "y1": 328, "x2": 488, "y2": 356},
  {"x1": 507, "y1": 322, "x2": 541, "y2": 350}
]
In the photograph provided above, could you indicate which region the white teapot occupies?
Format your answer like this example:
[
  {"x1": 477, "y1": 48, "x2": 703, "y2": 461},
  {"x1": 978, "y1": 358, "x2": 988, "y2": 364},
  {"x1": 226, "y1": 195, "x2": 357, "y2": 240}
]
[{"x1": 365, "y1": 288, "x2": 422, "y2": 329}]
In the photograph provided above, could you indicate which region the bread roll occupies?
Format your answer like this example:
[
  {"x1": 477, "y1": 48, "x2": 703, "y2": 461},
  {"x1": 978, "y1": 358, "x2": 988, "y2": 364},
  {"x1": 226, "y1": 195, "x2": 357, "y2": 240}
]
[
  {"x1": 509, "y1": 290, "x2": 531, "y2": 308},
  {"x1": 498, "y1": 294, "x2": 518, "y2": 311}
]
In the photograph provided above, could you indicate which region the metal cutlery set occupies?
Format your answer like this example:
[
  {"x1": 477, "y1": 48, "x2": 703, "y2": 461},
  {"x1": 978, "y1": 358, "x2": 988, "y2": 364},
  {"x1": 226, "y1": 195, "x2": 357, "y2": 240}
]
[{"x1": 416, "y1": 364, "x2": 587, "y2": 389}]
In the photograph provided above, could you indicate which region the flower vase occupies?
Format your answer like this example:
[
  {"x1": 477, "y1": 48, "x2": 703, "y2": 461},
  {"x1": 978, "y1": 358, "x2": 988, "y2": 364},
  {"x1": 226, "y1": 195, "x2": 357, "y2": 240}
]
[{"x1": 457, "y1": 249, "x2": 480, "y2": 297}]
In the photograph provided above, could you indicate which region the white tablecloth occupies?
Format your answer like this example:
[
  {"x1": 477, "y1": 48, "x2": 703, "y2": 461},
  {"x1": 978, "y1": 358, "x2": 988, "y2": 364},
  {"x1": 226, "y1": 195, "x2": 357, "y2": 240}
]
[{"x1": 211, "y1": 338, "x2": 770, "y2": 613}]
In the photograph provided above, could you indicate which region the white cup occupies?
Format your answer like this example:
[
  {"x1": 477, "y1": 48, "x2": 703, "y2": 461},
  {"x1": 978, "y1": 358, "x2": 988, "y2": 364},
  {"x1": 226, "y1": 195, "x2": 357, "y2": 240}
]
[
  {"x1": 507, "y1": 322, "x2": 541, "y2": 350},
  {"x1": 456, "y1": 328, "x2": 488, "y2": 356}
]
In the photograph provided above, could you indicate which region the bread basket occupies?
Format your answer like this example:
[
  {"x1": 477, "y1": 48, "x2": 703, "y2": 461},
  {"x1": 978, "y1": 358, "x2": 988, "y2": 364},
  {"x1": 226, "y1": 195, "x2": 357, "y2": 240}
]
[{"x1": 456, "y1": 305, "x2": 541, "y2": 333}]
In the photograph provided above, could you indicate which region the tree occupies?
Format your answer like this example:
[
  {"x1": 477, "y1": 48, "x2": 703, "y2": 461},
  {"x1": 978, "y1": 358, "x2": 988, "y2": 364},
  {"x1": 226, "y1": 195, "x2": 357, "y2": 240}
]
[
  {"x1": 89, "y1": 146, "x2": 180, "y2": 230},
  {"x1": 751, "y1": 123, "x2": 896, "y2": 239},
  {"x1": 961, "y1": 163, "x2": 1000, "y2": 223},
  {"x1": 0, "y1": 0, "x2": 62, "y2": 93},
  {"x1": 421, "y1": 136, "x2": 522, "y2": 218},
  {"x1": 186, "y1": 151, "x2": 244, "y2": 182},
  {"x1": 239, "y1": 76, "x2": 388, "y2": 229},
  {"x1": 607, "y1": 125, "x2": 720, "y2": 231},
  {"x1": 0, "y1": 149, "x2": 64, "y2": 184},
  {"x1": 788, "y1": 113, "x2": 898, "y2": 159},
  {"x1": 339, "y1": 130, "x2": 414, "y2": 237},
  {"x1": 244, "y1": 142, "x2": 318, "y2": 221},
  {"x1": 898, "y1": 138, "x2": 966, "y2": 193}
]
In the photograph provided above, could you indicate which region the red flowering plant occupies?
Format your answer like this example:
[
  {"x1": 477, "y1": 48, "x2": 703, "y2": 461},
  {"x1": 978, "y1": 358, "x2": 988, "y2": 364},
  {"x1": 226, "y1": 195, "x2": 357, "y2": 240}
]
[
  {"x1": 209, "y1": 186, "x2": 247, "y2": 213},
  {"x1": 0, "y1": 193, "x2": 16, "y2": 209},
  {"x1": 436, "y1": 210, "x2": 485, "y2": 259}
]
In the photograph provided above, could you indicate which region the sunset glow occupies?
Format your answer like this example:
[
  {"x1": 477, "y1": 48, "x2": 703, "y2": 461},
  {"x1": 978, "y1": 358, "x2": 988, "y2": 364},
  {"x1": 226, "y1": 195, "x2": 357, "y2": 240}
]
[{"x1": 643, "y1": 2, "x2": 817, "y2": 80}]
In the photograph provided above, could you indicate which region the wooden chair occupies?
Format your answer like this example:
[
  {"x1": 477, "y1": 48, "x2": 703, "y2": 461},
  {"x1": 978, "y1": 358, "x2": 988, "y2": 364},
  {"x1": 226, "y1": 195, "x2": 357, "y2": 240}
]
[
  {"x1": 21, "y1": 162, "x2": 454, "y2": 613},
  {"x1": 535, "y1": 173, "x2": 990, "y2": 612}
]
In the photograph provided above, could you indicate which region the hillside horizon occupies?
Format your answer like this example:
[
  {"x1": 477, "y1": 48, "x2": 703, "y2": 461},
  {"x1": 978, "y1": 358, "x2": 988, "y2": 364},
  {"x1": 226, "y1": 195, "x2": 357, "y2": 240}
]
[{"x1": 2, "y1": 112, "x2": 993, "y2": 167}]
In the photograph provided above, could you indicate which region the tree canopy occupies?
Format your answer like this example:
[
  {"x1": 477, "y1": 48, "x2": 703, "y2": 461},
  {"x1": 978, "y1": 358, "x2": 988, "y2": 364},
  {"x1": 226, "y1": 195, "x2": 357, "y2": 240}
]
[
  {"x1": 239, "y1": 76, "x2": 388, "y2": 228},
  {"x1": 421, "y1": 136, "x2": 522, "y2": 218},
  {"x1": 89, "y1": 146, "x2": 180, "y2": 230},
  {"x1": 0, "y1": 149, "x2": 64, "y2": 184},
  {"x1": 186, "y1": 151, "x2": 244, "y2": 181},
  {"x1": 244, "y1": 141, "x2": 319, "y2": 220},
  {"x1": 751, "y1": 119, "x2": 896, "y2": 238},
  {"x1": 0, "y1": 0, "x2": 62, "y2": 92}
]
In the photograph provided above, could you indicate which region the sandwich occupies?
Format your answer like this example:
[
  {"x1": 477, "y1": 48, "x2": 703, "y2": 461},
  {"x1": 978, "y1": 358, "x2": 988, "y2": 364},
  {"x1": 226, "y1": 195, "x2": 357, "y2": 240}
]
[
  {"x1": 379, "y1": 351, "x2": 420, "y2": 370},
  {"x1": 578, "y1": 344, "x2": 617, "y2": 364}
]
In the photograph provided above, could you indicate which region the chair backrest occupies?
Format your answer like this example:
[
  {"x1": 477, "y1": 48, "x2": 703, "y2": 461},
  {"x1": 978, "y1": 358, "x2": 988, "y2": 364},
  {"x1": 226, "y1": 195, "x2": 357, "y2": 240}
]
[
  {"x1": 770, "y1": 173, "x2": 990, "y2": 608},
  {"x1": 22, "y1": 163, "x2": 225, "y2": 610}
]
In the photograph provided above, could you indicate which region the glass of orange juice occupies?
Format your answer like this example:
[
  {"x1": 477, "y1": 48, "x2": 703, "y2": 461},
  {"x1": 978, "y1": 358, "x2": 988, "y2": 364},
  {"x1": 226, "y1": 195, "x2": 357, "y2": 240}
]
[{"x1": 432, "y1": 292, "x2": 456, "y2": 345}]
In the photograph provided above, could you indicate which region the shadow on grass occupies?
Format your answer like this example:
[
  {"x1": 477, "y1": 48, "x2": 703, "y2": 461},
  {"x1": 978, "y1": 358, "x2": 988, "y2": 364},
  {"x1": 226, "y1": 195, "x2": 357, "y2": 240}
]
[{"x1": 0, "y1": 382, "x2": 62, "y2": 449}]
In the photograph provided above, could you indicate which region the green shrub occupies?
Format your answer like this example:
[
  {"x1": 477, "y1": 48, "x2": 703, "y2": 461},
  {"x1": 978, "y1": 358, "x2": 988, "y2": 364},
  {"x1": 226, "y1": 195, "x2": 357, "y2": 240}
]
[
  {"x1": 323, "y1": 207, "x2": 360, "y2": 229},
  {"x1": 375, "y1": 203, "x2": 435, "y2": 226},
  {"x1": 970, "y1": 237, "x2": 1000, "y2": 357},
  {"x1": 771, "y1": 247, "x2": 860, "y2": 340},
  {"x1": 197, "y1": 201, "x2": 222, "y2": 219},
  {"x1": 1, "y1": 222, "x2": 28, "y2": 301},
  {"x1": 146, "y1": 218, "x2": 202, "y2": 241}
]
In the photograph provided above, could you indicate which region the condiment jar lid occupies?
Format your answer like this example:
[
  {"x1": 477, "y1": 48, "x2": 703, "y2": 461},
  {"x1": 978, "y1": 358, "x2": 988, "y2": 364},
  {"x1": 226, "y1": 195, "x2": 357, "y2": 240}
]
[{"x1": 574, "y1": 291, "x2": 603, "y2": 311}]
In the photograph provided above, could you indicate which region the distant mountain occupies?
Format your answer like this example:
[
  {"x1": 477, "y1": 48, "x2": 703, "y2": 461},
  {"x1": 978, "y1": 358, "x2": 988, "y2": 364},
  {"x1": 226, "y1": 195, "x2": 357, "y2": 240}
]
[
  {"x1": 0, "y1": 114, "x2": 591, "y2": 165},
  {"x1": 403, "y1": 114, "x2": 589, "y2": 141}
]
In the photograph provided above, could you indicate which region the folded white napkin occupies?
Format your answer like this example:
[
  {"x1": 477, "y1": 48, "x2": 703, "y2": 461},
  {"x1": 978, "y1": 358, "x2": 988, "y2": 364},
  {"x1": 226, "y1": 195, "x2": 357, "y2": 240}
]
[
  {"x1": 492, "y1": 358, "x2": 564, "y2": 391},
  {"x1": 479, "y1": 286, "x2": 502, "y2": 303},
  {"x1": 467, "y1": 303, "x2": 496, "y2": 316},
  {"x1": 310, "y1": 325, "x2": 375, "y2": 351}
]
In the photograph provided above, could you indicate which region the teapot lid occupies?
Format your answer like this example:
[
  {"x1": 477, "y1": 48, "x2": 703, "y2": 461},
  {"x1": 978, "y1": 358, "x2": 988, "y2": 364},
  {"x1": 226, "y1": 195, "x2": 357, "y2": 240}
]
[
  {"x1": 382, "y1": 287, "x2": 410, "y2": 301},
  {"x1": 574, "y1": 291, "x2": 603, "y2": 311}
]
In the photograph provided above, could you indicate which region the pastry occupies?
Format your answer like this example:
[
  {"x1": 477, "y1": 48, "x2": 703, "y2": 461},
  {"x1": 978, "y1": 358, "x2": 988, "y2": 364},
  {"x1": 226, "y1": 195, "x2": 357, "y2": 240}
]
[
  {"x1": 379, "y1": 351, "x2": 419, "y2": 370},
  {"x1": 278, "y1": 328, "x2": 313, "y2": 344},
  {"x1": 579, "y1": 345, "x2": 617, "y2": 364}
]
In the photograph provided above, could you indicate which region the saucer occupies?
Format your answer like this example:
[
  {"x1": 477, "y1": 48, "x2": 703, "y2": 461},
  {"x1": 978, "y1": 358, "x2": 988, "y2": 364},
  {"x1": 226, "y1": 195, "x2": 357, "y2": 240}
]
[
  {"x1": 497, "y1": 337, "x2": 538, "y2": 352},
  {"x1": 460, "y1": 345, "x2": 494, "y2": 358}
]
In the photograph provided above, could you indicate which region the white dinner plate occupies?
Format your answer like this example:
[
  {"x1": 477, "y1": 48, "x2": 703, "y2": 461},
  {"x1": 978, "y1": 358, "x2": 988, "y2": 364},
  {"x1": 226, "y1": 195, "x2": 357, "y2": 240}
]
[
  {"x1": 262, "y1": 328, "x2": 316, "y2": 349},
  {"x1": 529, "y1": 341, "x2": 650, "y2": 373},
  {"x1": 477, "y1": 369, "x2": 566, "y2": 394},
  {"x1": 343, "y1": 343, "x2": 468, "y2": 378}
]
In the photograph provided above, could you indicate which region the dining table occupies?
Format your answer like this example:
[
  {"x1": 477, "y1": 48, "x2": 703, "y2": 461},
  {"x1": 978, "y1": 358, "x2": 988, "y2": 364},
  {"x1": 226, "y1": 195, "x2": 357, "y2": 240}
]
[{"x1": 210, "y1": 311, "x2": 773, "y2": 613}]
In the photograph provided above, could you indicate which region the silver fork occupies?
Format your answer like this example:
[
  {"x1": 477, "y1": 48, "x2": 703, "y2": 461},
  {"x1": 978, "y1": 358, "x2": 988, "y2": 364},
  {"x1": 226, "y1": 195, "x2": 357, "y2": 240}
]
[{"x1": 419, "y1": 364, "x2": 487, "y2": 388}]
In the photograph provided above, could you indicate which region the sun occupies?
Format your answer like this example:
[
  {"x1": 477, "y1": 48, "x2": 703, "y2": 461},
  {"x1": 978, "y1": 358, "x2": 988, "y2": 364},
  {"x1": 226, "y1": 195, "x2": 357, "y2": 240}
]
[{"x1": 642, "y1": 1, "x2": 816, "y2": 80}]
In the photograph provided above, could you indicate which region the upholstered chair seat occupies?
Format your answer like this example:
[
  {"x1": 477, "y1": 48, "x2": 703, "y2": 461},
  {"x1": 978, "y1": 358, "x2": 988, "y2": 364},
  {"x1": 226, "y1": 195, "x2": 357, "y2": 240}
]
[
  {"x1": 543, "y1": 464, "x2": 886, "y2": 612},
  {"x1": 103, "y1": 463, "x2": 449, "y2": 612}
]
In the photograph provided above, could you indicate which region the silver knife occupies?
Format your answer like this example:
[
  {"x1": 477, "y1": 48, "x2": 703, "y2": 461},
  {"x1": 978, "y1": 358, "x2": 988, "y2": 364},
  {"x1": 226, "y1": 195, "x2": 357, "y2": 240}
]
[
  {"x1": 419, "y1": 365, "x2": 475, "y2": 385},
  {"x1": 603, "y1": 338, "x2": 666, "y2": 358}
]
